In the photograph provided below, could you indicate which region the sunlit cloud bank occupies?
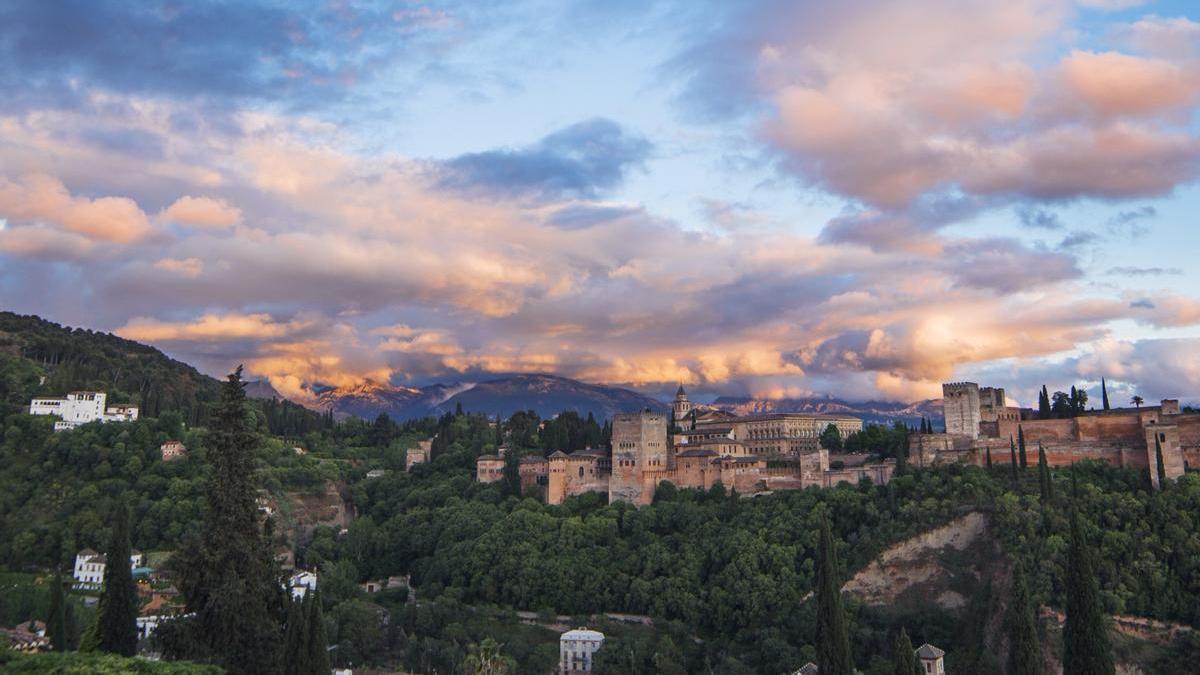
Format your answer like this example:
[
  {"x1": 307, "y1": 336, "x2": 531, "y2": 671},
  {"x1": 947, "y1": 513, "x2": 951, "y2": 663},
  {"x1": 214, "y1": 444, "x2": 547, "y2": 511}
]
[{"x1": 1, "y1": 0, "x2": 1199, "y2": 406}]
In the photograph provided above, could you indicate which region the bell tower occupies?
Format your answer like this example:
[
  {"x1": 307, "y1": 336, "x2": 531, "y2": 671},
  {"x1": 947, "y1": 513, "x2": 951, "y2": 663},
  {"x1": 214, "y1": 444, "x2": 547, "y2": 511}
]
[{"x1": 672, "y1": 385, "x2": 692, "y2": 426}]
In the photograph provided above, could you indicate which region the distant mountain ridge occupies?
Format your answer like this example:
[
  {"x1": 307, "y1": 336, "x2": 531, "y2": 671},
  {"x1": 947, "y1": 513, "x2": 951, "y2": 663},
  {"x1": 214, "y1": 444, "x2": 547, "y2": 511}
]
[
  {"x1": 311, "y1": 373, "x2": 667, "y2": 421},
  {"x1": 709, "y1": 395, "x2": 943, "y2": 428}
]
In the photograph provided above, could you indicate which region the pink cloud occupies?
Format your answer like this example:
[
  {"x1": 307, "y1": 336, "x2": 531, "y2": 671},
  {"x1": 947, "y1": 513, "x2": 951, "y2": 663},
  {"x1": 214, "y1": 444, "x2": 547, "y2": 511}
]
[
  {"x1": 159, "y1": 196, "x2": 243, "y2": 229},
  {"x1": 0, "y1": 173, "x2": 152, "y2": 243}
]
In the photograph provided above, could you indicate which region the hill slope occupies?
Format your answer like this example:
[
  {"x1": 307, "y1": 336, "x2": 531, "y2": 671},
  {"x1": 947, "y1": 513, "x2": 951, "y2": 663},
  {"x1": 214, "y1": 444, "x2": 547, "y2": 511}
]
[{"x1": 710, "y1": 394, "x2": 943, "y2": 428}]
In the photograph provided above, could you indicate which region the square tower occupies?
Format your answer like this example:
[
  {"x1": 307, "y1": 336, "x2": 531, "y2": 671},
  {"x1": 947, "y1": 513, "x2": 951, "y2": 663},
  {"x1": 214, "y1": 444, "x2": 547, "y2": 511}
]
[
  {"x1": 942, "y1": 382, "x2": 981, "y2": 439},
  {"x1": 609, "y1": 411, "x2": 667, "y2": 505}
]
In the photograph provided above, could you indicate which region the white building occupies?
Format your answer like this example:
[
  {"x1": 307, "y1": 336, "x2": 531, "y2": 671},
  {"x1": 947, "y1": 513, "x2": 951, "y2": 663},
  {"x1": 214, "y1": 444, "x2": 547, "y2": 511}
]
[
  {"x1": 559, "y1": 627, "x2": 604, "y2": 673},
  {"x1": 916, "y1": 643, "x2": 945, "y2": 674},
  {"x1": 289, "y1": 570, "x2": 318, "y2": 599},
  {"x1": 30, "y1": 392, "x2": 139, "y2": 431},
  {"x1": 73, "y1": 548, "x2": 145, "y2": 586}
]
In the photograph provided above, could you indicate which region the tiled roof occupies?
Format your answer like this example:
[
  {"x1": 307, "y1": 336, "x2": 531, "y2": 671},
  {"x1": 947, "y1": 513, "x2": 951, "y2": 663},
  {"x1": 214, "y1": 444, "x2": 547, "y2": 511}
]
[{"x1": 916, "y1": 643, "x2": 945, "y2": 659}]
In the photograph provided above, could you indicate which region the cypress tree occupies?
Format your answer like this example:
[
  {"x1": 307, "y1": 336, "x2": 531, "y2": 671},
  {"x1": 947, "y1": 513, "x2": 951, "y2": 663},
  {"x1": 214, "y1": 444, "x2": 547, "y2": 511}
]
[
  {"x1": 814, "y1": 513, "x2": 853, "y2": 675},
  {"x1": 1018, "y1": 425, "x2": 1028, "y2": 469},
  {"x1": 985, "y1": 446, "x2": 993, "y2": 469},
  {"x1": 304, "y1": 591, "x2": 330, "y2": 675},
  {"x1": 1038, "y1": 443, "x2": 1051, "y2": 503},
  {"x1": 1063, "y1": 510, "x2": 1114, "y2": 675},
  {"x1": 46, "y1": 570, "x2": 68, "y2": 651},
  {"x1": 1010, "y1": 436, "x2": 1019, "y2": 484},
  {"x1": 282, "y1": 596, "x2": 308, "y2": 675},
  {"x1": 1005, "y1": 562, "x2": 1042, "y2": 675},
  {"x1": 503, "y1": 447, "x2": 522, "y2": 497},
  {"x1": 166, "y1": 366, "x2": 284, "y2": 674},
  {"x1": 96, "y1": 499, "x2": 138, "y2": 656},
  {"x1": 1154, "y1": 437, "x2": 1167, "y2": 490},
  {"x1": 1101, "y1": 378, "x2": 1110, "y2": 411},
  {"x1": 1039, "y1": 386, "x2": 1051, "y2": 419},
  {"x1": 892, "y1": 628, "x2": 920, "y2": 675}
]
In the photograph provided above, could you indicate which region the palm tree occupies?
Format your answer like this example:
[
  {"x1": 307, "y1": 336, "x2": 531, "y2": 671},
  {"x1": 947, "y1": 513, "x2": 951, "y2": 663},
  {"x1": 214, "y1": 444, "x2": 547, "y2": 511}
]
[{"x1": 1131, "y1": 395, "x2": 1144, "y2": 409}]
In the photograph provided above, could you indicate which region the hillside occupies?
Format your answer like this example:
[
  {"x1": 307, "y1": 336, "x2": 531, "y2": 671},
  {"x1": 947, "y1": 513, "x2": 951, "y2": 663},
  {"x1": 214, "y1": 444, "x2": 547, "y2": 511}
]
[
  {"x1": 314, "y1": 373, "x2": 667, "y2": 421},
  {"x1": 0, "y1": 311, "x2": 220, "y2": 422},
  {"x1": 711, "y1": 394, "x2": 943, "y2": 427}
]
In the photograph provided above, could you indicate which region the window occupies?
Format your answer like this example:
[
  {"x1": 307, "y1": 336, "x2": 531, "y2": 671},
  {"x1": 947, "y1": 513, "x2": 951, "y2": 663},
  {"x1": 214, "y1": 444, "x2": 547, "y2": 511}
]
[
  {"x1": 578, "y1": 467, "x2": 584, "y2": 478},
  {"x1": 1160, "y1": 433, "x2": 1166, "y2": 442}
]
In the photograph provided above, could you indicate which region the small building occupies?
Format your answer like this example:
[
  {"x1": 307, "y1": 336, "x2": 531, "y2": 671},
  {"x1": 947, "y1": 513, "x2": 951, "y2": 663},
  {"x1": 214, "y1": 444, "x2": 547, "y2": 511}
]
[
  {"x1": 519, "y1": 455, "x2": 549, "y2": 491},
  {"x1": 160, "y1": 440, "x2": 187, "y2": 461},
  {"x1": 0, "y1": 625, "x2": 49, "y2": 653},
  {"x1": 365, "y1": 469, "x2": 387, "y2": 479},
  {"x1": 407, "y1": 439, "x2": 432, "y2": 470},
  {"x1": 792, "y1": 664, "x2": 819, "y2": 675},
  {"x1": 476, "y1": 454, "x2": 505, "y2": 483},
  {"x1": 559, "y1": 627, "x2": 604, "y2": 673},
  {"x1": 292, "y1": 446, "x2": 306, "y2": 456},
  {"x1": 289, "y1": 570, "x2": 318, "y2": 599},
  {"x1": 73, "y1": 549, "x2": 144, "y2": 586},
  {"x1": 916, "y1": 643, "x2": 945, "y2": 674}
]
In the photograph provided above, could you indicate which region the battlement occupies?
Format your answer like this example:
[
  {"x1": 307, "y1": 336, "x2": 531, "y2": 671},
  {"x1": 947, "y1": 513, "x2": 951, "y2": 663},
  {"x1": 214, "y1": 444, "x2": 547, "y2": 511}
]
[{"x1": 942, "y1": 382, "x2": 980, "y2": 393}]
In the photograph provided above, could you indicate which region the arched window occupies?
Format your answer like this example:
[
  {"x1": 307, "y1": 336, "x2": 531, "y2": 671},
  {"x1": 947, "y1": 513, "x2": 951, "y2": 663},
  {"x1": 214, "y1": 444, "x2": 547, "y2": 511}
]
[{"x1": 578, "y1": 467, "x2": 584, "y2": 478}]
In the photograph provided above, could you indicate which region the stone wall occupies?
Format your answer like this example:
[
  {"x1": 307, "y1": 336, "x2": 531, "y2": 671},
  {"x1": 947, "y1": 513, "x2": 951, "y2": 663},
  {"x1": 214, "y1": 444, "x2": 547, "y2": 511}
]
[{"x1": 942, "y1": 383, "x2": 981, "y2": 438}]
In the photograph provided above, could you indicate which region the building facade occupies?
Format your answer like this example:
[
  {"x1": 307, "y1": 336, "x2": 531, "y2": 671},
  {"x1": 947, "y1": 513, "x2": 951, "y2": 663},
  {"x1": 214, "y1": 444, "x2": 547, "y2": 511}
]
[
  {"x1": 559, "y1": 628, "x2": 604, "y2": 673},
  {"x1": 30, "y1": 391, "x2": 139, "y2": 431},
  {"x1": 73, "y1": 549, "x2": 144, "y2": 586}
]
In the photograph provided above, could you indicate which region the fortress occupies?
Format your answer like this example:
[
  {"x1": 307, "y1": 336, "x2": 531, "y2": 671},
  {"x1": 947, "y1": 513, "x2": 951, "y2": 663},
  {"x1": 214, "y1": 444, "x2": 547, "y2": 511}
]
[
  {"x1": 911, "y1": 382, "x2": 1196, "y2": 487},
  {"x1": 533, "y1": 387, "x2": 885, "y2": 505}
]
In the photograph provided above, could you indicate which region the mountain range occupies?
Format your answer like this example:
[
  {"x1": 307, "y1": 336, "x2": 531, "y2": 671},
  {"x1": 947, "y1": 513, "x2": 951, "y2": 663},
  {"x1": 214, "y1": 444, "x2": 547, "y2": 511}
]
[{"x1": 709, "y1": 395, "x2": 943, "y2": 429}]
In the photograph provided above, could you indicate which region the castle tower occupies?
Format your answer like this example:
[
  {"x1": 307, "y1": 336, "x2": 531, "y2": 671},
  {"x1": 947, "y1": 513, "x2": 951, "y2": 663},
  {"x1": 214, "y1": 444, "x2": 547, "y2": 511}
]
[
  {"x1": 547, "y1": 451, "x2": 569, "y2": 505},
  {"x1": 942, "y1": 382, "x2": 982, "y2": 439},
  {"x1": 672, "y1": 385, "x2": 692, "y2": 428},
  {"x1": 609, "y1": 411, "x2": 667, "y2": 505}
]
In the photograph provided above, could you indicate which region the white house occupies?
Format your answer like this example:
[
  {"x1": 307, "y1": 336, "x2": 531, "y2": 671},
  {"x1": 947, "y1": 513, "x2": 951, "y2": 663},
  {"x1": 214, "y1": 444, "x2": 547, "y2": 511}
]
[
  {"x1": 559, "y1": 627, "x2": 604, "y2": 673},
  {"x1": 73, "y1": 549, "x2": 145, "y2": 586},
  {"x1": 289, "y1": 570, "x2": 318, "y2": 599},
  {"x1": 916, "y1": 643, "x2": 946, "y2": 674},
  {"x1": 30, "y1": 392, "x2": 138, "y2": 431}
]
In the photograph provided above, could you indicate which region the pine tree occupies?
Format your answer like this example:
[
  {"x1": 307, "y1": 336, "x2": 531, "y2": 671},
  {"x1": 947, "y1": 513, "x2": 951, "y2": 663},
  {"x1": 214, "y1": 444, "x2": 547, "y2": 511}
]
[
  {"x1": 1038, "y1": 443, "x2": 1051, "y2": 503},
  {"x1": 165, "y1": 366, "x2": 284, "y2": 674},
  {"x1": 985, "y1": 446, "x2": 993, "y2": 469},
  {"x1": 892, "y1": 628, "x2": 920, "y2": 675},
  {"x1": 1154, "y1": 436, "x2": 1167, "y2": 490},
  {"x1": 282, "y1": 596, "x2": 308, "y2": 675},
  {"x1": 814, "y1": 513, "x2": 853, "y2": 675},
  {"x1": 1063, "y1": 510, "x2": 1114, "y2": 675},
  {"x1": 1005, "y1": 562, "x2": 1042, "y2": 675},
  {"x1": 1101, "y1": 378, "x2": 1110, "y2": 411},
  {"x1": 1018, "y1": 425, "x2": 1028, "y2": 469},
  {"x1": 1010, "y1": 436, "x2": 1019, "y2": 484},
  {"x1": 96, "y1": 499, "x2": 138, "y2": 656},
  {"x1": 46, "y1": 570, "x2": 68, "y2": 651},
  {"x1": 304, "y1": 591, "x2": 330, "y2": 675}
]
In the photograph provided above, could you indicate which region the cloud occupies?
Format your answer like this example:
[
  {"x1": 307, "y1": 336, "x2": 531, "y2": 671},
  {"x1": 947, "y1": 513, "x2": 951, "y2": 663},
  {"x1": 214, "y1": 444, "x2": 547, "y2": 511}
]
[
  {"x1": 153, "y1": 257, "x2": 204, "y2": 278},
  {"x1": 435, "y1": 118, "x2": 652, "y2": 200},
  {"x1": 117, "y1": 312, "x2": 318, "y2": 343},
  {"x1": 1105, "y1": 266, "x2": 1181, "y2": 276},
  {"x1": 159, "y1": 196, "x2": 243, "y2": 229},
  {"x1": 1124, "y1": 16, "x2": 1200, "y2": 59},
  {"x1": 0, "y1": 173, "x2": 152, "y2": 244},
  {"x1": 1016, "y1": 206, "x2": 1063, "y2": 230}
]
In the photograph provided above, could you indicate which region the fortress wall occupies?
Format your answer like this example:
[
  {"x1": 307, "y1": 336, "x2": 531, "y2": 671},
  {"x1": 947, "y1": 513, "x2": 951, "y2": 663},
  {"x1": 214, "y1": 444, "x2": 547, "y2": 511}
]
[
  {"x1": 997, "y1": 418, "x2": 1076, "y2": 443},
  {"x1": 1076, "y1": 415, "x2": 1144, "y2": 442}
]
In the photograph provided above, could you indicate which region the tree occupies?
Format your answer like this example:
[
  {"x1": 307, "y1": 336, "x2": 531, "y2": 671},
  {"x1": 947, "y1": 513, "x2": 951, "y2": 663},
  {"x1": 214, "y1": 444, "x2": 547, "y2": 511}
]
[
  {"x1": 1063, "y1": 510, "x2": 1114, "y2": 675},
  {"x1": 814, "y1": 513, "x2": 853, "y2": 675},
  {"x1": 1039, "y1": 386, "x2": 1051, "y2": 419},
  {"x1": 1051, "y1": 391, "x2": 1072, "y2": 419},
  {"x1": 46, "y1": 570, "x2": 69, "y2": 651},
  {"x1": 304, "y1": 590, "x2": 329, "y2": 675},
  {"x1": 1009, "y1": 436, "x2": 1019, "y2": 484},
  {"x1": 282, "y1": 597, "x2": 307, "y2": 675},
  {"x1": 1005, "y1": 562, "x2": 1042, "y2": 675},
  {"x1": 165, "y1": 366, "x2": 285, "y2": 674},
  {"x1": 462, "y1": 637, "x2": 515, "y2": 674},
  {"x1": 1018, "y1": 426, "x2": 1028, "y2": 469},
  {"x1": 985, "y1": 446, "x2": 992, "y2": 469},
  {"x1": 1131, "y1": 395, "x2": 1144, "y2": 409},
  {"x1": 1154, "y1": 436, "x2": 1167, "y2": 490},
  {"x1": 892, "y1": 628, "x2": 920, "y2": 675},
  {"x1": 1101, "y1": 378, "x2": 1110, "y2": 411},
  {"x1": 1037, "y1": 443, "x2": 1052, "y2": 503},
  {"x1": 96, "y1": 499, "x2": 138, "y2": 656},
  {"x1": 502, "y1": 448, "x2": 521, "y2": 497},
  {"x1": 819, "y1": 425, "x2": 843, "y2": 453}
]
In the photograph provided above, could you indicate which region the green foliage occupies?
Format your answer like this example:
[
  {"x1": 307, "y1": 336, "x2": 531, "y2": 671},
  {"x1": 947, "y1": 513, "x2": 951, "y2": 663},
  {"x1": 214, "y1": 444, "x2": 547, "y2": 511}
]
[
  {"x1": 304, "y1": 591, "x2": 330, "y2": 675},
  {"x1": 1005, "y1": 562, "x2": 1041, "y2": 675},
  {"x1": 1101, "y1": 378, "x2": 1111, "y2": 411},
  {"x1": 282, "y1": 597, "x2": 307, "y2": 675},
  {"x1": 162, "y1": 368, "x2": 285, "y2": 675},
  {"x1": 815, "y1": 512, "x2": 854, "y2": 674},
  {"x1": 1063, "y1": 508, "x2": 1114, "y2": 675},
  {"x1": 891, "y1": 628, "x2": 920, "y2": 675},
  {"x1": 0, "y1": 649, "x2": 223, "y2": 673},
  {"x1": 819, "y1": 424, "x2": 844, "y2": 452},
  {"x1": 96, "y1": 499, "x2": 138, "y2": 656},
  {"x1": 1018, "y1": 426, "x2": 1027, "y2": 469}
]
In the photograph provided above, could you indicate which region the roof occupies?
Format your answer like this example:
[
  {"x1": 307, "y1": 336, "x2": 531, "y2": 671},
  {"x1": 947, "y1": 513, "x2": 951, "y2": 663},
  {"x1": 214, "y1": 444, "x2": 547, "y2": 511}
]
[
  {"x1": 676, "y1": 448, "x2": 718, "y2": 458},
  {"x1": 794, "y1": 664, "x2": 819, "y2": 675},
  {"x1": 548, "y1": 450, "x2": 570, "y2": 459},
  {"x1": 77, "y1": 548, "x2": 99, "y2": 557},
  {"x1": 475, "y1": 454, "x2": 502, "y2": 461},
  {"x1": 916, "y1": 643, "x2": 945, "y2": 659},
  {"x1": 519, "y1": 455, "x2": 548, "y2": 464},
  {"x1": 676, "y1": 384, "x2": 686, "y2": 396},
  {"x1": 561, "y1": 628, "x2": 605, "y2": 641}
]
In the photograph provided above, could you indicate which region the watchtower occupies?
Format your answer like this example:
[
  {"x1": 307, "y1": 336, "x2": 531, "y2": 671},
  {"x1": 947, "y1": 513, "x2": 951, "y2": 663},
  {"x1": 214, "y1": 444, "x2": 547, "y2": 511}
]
[{"x1": 942, "y1": 382, "x2": 981, "y2": 439}]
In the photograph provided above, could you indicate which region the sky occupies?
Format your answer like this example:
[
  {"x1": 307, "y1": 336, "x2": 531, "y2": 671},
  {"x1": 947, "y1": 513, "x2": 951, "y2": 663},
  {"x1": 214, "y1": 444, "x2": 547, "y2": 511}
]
[{"x1": 1, "y1": 0, "x2": 1199, "y2": 407}]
